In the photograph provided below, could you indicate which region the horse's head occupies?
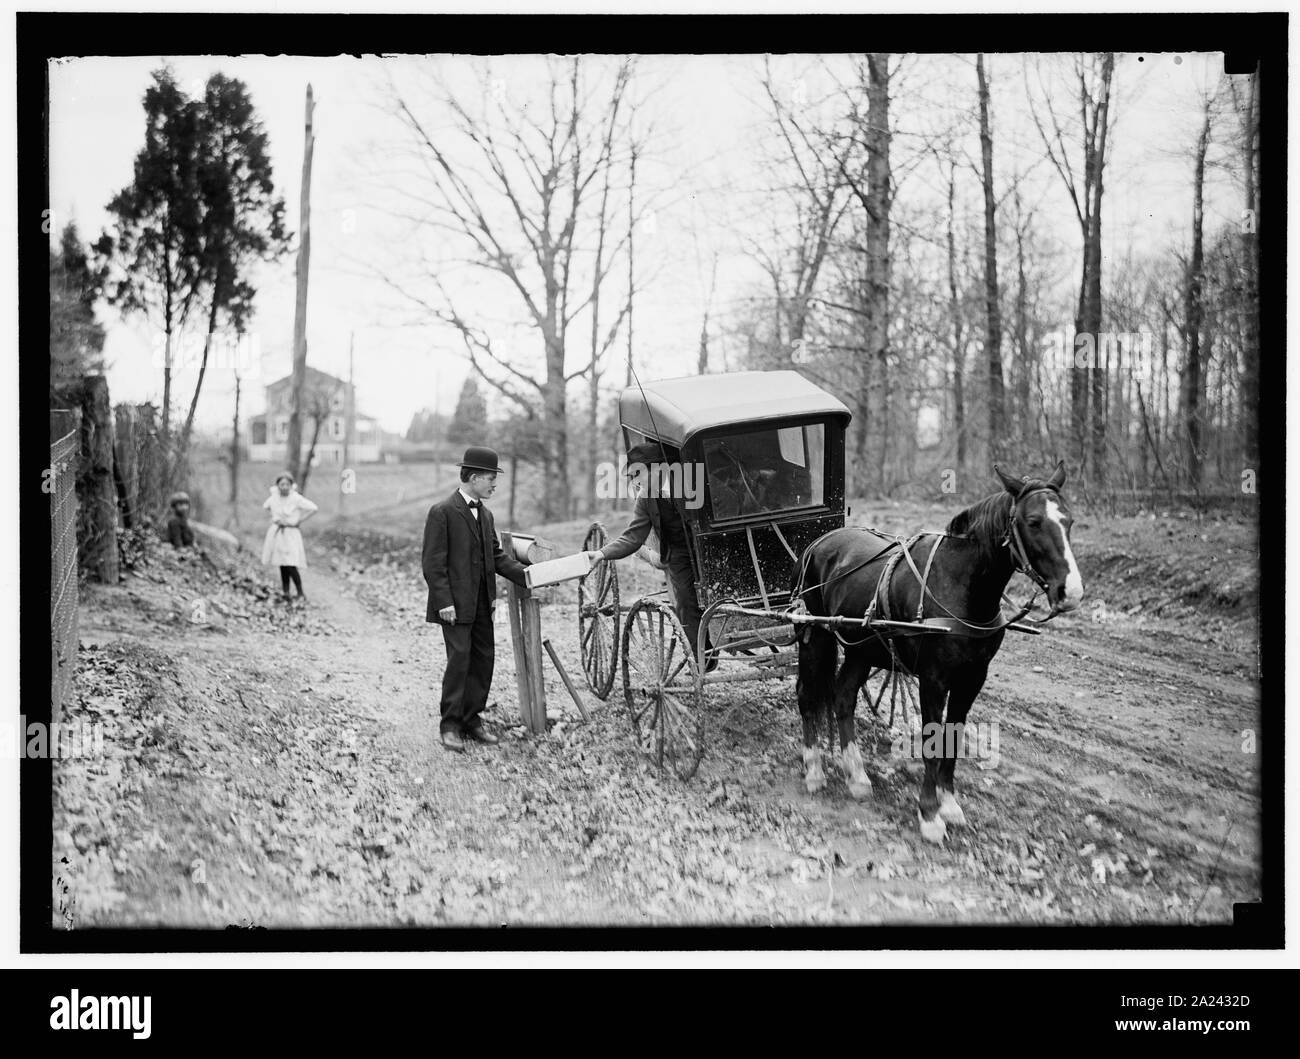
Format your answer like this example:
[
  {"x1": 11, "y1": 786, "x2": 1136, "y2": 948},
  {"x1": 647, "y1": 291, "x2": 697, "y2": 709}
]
[{"x1": 994, "y1": 461, "x2": 1084, "y2": 615}]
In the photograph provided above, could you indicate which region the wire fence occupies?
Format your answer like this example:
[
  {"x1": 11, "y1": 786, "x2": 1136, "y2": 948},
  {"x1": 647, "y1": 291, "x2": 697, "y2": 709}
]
[{"x1": 50, "y1": 410, "x2": 80, "y2": 717}]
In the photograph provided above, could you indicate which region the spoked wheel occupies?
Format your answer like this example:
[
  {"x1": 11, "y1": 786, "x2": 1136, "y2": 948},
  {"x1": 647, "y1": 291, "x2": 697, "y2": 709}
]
[
  {"x1": 579, "y1": 522, "x2": 620, "y2": 699},
  {"x1": 622, "y1": 598, "x2": 704, "y2": 781}
]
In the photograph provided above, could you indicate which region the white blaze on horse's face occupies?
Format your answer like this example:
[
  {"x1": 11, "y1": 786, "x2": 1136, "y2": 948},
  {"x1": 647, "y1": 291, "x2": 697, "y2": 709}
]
[{"x1": 1044, "y1": 498, "x2": 1084, "y2": 611}]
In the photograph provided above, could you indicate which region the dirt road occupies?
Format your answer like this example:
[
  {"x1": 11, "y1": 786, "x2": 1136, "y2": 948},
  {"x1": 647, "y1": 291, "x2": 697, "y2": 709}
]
[{"x1": 54, "y1": 504, "x2": 1260, "y2": 927}]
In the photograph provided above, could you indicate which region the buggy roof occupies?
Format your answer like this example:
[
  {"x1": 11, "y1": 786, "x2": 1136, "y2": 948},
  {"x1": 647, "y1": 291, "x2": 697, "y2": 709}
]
[{"x1": 619, "y1": 371, "x2": 851, "y2": 447}]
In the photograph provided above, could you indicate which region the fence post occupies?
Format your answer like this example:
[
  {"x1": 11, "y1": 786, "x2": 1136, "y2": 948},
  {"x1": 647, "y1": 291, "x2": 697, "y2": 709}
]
[
  {"x1": 83, "y1": 376, "x2": 120, "y2": 583},
  {"x1": 50, "y1": 411, "x2": 80, "y2": 716},
  {"x1": 500, "y1": 530, "x2": 547, "y2": 735}
]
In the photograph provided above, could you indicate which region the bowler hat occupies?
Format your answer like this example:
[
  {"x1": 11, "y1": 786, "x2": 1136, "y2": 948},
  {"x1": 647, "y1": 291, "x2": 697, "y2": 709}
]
[{"x1": 458, "y1": 446, "x2": 501, "y2": 474}]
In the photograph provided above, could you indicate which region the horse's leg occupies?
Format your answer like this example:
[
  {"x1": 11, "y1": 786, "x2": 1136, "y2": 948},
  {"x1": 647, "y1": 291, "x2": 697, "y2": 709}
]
[
  {"x1": 797, "y1": 626, "x2": 835, "y2": 794},
  {"x1": 833, "y1": 647, "x2": 873, "y2": 800},
  {"x1": 935, "y1": 667, "x2": 988, "y2": 828},
  {"x1": 917, "y1": 677, "x2": 949, "y2": 844}
]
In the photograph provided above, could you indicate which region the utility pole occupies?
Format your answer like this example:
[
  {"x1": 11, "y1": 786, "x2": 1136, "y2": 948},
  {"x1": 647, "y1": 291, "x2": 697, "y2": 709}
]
[
  {"x1": 625, "y1": 140, "x2": 636, "y2": 388},
  {"x1": 230, "y1": 370, "x2": 241, "y2": 527},
  {"x1": 286, "y1": 83, "x2": 315, "y2": 483},
  {"x1": 340, "y1": 330, "x2": 354, "y2": 515}
]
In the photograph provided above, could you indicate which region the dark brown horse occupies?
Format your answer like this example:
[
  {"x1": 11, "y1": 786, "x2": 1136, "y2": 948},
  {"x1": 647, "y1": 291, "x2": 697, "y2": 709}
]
[{"x1": 792, "y1": 463, "x2": 1084, "y2": 843}]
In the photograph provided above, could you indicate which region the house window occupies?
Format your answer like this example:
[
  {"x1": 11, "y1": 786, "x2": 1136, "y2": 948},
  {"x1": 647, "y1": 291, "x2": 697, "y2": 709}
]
[
  {"x1": 330, "y1": 391, "x2": 345, "y2": 411},
  {"x1": 276, "y1": 418, "x2": 288, "y2": 441},
  {"x1": 331, "y1": 417, "x2": 343, "y2": 439},
  {"x1": 251, "y1": 420, "x2": 267, "y2": 445}
]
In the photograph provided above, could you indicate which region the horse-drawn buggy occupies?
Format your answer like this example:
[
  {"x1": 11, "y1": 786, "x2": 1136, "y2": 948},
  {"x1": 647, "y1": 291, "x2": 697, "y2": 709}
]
[{"x1": 576, "y1": 370, "x2": 1084, "y2": 841}]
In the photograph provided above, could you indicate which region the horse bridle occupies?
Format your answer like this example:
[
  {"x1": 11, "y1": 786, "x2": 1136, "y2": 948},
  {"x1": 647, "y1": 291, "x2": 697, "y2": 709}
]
[{"x1": 1002, "y1": 480, "x2": 1064, "y2": 623}]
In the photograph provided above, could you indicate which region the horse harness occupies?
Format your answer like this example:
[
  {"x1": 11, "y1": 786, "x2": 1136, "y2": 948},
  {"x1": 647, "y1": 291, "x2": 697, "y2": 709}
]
[{"x1": 803, "y1": 477, "x2": 1063, "y2": 646}]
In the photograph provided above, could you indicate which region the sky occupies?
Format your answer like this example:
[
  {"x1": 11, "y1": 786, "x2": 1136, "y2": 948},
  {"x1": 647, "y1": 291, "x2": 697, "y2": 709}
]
[{"x1": 47, "y1": 51, "x2": 1240, "y2": 439}]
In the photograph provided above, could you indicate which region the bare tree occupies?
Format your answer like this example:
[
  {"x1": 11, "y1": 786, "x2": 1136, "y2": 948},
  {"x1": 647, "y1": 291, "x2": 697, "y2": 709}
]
[
  {"x1": 945, "y1": 161, "x2": 967, "y2": 470},
  {"x1": 375, "y1": 57, "x2": 647, "y2": 521},
  {"x1": 1229, "y1": 66, "x2": 1260, "y2": 470},
  {"x1": 1180, "y1": 93, "x2": 1213, "y2": 489},
  {"x1": 976, "y1": 54, "x2": 1006, "y2": 458},
  {"x1": 1028, "y1": 53, "x2": 1115, "y2": 483}
]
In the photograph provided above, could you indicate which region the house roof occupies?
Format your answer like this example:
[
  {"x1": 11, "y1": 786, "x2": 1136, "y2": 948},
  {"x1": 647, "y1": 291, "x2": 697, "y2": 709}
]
[
  {"x1": 618, "y1": 370, "x2": 851, "y2": 447},
  {"x1": 265, "y1": 365, "x2": 350, "y2": 392}
]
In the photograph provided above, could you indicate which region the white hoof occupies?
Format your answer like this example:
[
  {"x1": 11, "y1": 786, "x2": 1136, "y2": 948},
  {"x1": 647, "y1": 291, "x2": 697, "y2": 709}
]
[
  {"x1": 918, "y1": 811, "x2": 948, "y2": 845},
  {"x1": 937, "y1": 789, "x2": 966, "y2": 826},
  {"x1": 803, "y1": 748, "x2": 826, "y2": 795},
  {"x1": 839, "y1": 743, "x2": 873, "y2": 801}
]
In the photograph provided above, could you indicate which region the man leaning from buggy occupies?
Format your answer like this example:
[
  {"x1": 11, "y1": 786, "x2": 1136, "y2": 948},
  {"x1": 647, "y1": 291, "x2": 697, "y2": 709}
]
[{"x1": 586, "y1": 441, "x2": 715, "y2": 671}]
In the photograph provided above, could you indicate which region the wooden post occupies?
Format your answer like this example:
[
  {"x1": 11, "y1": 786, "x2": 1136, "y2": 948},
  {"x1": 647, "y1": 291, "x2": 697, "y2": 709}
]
[
  {"x1": 543, "y1": 638, "x2": 590, "y2": 722},
  {"x1": 113, "y1": 403, "x2": 139, "y2": 528},
  {"x1": 501, "y1": 530, "x2": 547, "y2": 735},
  {"x1": 84, "y1": 376, "x2": 120, "y2": 584},
  {"x1": 523, "y1": 593, "x2": 545, "y2": 732}
]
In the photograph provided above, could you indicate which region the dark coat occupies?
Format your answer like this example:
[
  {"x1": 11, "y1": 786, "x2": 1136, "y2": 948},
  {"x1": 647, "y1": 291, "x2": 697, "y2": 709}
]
[
  {"x1": 167, "y1": 515, "x2": 194, "y2": 549},
  {"x1": 600, "y1": 495, "x2": 690, "y2": 564},
  {"x1": 422, "y1": 489, "x2": 527, "y2": 624}
]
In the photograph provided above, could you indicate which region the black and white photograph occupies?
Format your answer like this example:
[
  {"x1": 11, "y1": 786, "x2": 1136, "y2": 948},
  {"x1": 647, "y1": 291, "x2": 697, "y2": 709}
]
[{"x1": 23, "y1": 10, "x2": 1280, "y2": 950}]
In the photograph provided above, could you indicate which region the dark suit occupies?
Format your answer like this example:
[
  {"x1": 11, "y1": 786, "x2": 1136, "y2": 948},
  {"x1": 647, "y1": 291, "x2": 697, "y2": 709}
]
[
  {"x1": 422, "y1": 489, "x2": 528, "y2": 734},
  {"x1": 601, "y1": 495, "x2": 706, "y2": 659}
]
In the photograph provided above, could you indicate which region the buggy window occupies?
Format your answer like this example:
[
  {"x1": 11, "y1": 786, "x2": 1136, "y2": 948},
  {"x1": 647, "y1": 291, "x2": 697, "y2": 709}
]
[{"x1": 703, "y1": 422, "x2": 825, "y2": 520}]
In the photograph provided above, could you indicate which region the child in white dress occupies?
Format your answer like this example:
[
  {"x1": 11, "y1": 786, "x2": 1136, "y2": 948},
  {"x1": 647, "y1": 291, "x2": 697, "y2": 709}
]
[{"x1": 261, "y1": 472, "x2": 319, "y2": 601}]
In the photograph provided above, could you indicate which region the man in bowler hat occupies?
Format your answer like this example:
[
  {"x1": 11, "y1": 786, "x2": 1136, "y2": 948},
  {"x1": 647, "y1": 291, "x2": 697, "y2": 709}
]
[{"x1": 422, "y1": 446, "x2": 528, "y2": 752}]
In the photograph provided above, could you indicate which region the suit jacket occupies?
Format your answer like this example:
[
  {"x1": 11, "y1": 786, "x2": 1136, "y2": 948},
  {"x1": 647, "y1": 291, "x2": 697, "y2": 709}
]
[
  {"x1": 422, "y1": 490, "x2": 528, "y2": 624},
  {"x1": 601, "y1": 495, "x2": 690, "y2": 564}
]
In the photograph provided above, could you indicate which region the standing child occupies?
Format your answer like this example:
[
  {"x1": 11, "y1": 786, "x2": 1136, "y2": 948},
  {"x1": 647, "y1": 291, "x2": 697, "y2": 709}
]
[{"x1": 262, "y1": 472, "x2": 319, "y2": 602}]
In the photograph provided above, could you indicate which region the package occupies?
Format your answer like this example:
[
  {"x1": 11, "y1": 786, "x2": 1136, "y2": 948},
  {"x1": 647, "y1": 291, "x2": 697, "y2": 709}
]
[{"x1": 524, "y1": 551, "x2": 594, "y2": 589}]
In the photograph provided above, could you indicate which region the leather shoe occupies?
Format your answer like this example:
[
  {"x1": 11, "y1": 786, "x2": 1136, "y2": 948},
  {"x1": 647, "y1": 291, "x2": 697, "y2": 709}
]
[
  {"x1": 440, "y1": 729, "x2": 465, "y2": 753},
  {"x1": 464, "y1": 725, "x2": 499, "y2": 746}
]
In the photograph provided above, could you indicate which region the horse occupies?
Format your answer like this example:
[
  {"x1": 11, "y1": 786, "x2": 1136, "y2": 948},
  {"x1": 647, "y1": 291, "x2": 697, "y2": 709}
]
[{"x1": 791, "y1": 462, "x2": 1084, "y2": 843}]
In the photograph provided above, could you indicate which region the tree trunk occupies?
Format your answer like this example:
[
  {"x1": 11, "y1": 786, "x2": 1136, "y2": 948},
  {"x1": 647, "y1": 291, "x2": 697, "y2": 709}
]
[
  {"x1": 161, "y1": 323, "x2": 173, "y2": 449},
  {"x1": 286, "y1": 84, "x2": 314, "y2": 482},
  {"x1": 1239, "y1": 67, "x2": 1260, "y2": 469},
  {"x1": 865, "y1": 53, "x2": 891, "y2": 493},
  {"x1": 181, "y1": 274, "x2": 222, "y2": 457},
  {"x1": 976, "y1": 55, "x2": 1006, "y2": 461},
  {"x1": 1013, "y1": 205, "x2": 1032, "y2": 449},
  {"x1": 1088, "y1": 55, "x2": 1114, "y2": 484},
  {"x1": 946, "y1": 168, "x2": 966, "y2": 470},
  {"x1": 1182, "y1": 106, "x2": 1209, "y2": 489}
]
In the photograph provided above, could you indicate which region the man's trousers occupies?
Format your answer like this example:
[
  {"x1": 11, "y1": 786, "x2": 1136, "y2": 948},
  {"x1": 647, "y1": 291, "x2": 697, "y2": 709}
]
[{"x1": 438, "y1": 581, "x2": 495, "y2": 734}]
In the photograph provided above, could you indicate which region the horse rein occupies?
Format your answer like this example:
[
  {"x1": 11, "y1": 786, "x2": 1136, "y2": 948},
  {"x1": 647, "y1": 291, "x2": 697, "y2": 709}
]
[{"x1": 1002, "y1": 481, "x2": 1064, "y2": 625}]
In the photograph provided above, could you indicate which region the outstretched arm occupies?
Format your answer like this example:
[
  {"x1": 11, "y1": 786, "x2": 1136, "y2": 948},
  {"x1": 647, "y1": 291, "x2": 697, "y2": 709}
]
[
  {"x1": 591, "y1": 497, "x2": 653, "y2": 563},
  {"x1": 492, "y1": 529, "x2": 529, "y2": 588}
]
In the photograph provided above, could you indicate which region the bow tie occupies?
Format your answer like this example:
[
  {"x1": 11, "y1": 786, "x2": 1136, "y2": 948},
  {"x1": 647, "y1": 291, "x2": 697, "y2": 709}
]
[{"x1": 466, "y1": 499, "x2": 480, "y2": 509}]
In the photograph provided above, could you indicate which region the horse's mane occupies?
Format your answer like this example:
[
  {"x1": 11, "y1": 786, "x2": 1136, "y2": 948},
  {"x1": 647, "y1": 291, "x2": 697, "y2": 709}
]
[
  {"x1": 944, "y1": 492, "x2": 1011, "y2": 545},
  {"x1": 945, "y1": 476, "x2": 1056, "y2": 546}
]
